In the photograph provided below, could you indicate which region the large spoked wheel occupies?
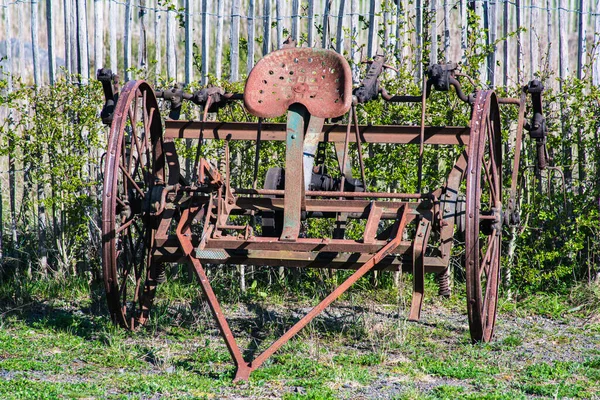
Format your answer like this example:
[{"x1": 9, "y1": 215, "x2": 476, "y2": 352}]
[
  {"x1": 102, "y1": 81, "x2": 166, "y2": 329},
  {"x1": 465, "y1": 90, "x2": 502, "y2": 343}
]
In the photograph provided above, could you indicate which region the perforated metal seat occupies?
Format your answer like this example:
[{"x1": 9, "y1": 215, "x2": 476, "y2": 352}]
[{"x1": 244, "y1": 47, "x2": 353, "y2": 119}]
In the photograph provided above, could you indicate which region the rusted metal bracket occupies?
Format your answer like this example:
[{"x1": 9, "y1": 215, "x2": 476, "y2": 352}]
[
  {"x1": 408, "y1": 215, "x2": 432, "y2": 321},
  {"x1": 179, "y1": 206, "x2": 409, "y2": 382},
  {"x1": 280, "y1": 104, "x2": 307, "y2": 241}
]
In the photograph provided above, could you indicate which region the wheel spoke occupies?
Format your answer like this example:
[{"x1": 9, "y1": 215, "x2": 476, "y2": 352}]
[
  {"x1": 120, "y1": 163, "x2": 146, "y2": 197},
  {"x1": 116, "y1": 214, "x2": 139, "y2": 235},
  {"x1": 481, "y1": 239, "x2": 499, "y2": 318},
  {"x1": 485, "y1": 115, "x2": 501, "y2": 197},
  {"x1": 479, "y1": 230, "x2": 497, "y2": 280},
  {"x1": 483, "y1": 159, "x2": 497, "y2": 204}
]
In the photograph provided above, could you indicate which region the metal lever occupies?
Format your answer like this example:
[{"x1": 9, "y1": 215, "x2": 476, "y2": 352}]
[
  {"x1": 353, "y1": 55, "x2": 386, "y2": 104},
  {"x1": 96, "y1": 68, "x2": 119, "y2": 126},
  {"x1": 524, "y1": 79, "x2": 548, "y2": 170}
]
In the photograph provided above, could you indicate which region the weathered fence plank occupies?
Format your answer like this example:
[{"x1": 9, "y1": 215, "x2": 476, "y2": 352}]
[
  {"x1": 322, "y1": 0, "x2": 330, "y2": 49},
  {"x1": 335, "y1": 0, "x2": 345, "y2": 54},
  {"x1": 577, "y1": 0, "x2": 587, "y2": 80},
  {"x1": 430, "y1": 0, "x2": 437, "y2": 65},
  {"x1": 291, "y1": 0, "x2": 300, "y2": 44},
  {"x1": 202, "y1": 0, "x2": 209, "y2": 85},
  {"x1": 31, "y1": 0, "x2": 40, "y2": 86},
  {"x1": 307, "y1": 0, "x2": 314, "y2": 46},
  {"x1": 367, "y1": 0, "x2": 376, "y2": 59},
  {"x1": 488, "y1": 0, "x2": 497, "y2": 86},
  {"x1": 530, "y1": 0, "x2": 539, "y2": 78},
  {"x1": 166, "y1": 4, "x2": 176, "y2": 81},
  {"x1": 109, "y1": 0, "x2": 117, "y2": 72},
  {"x1": 276, "y1": 0, "x2": 283, "y2": 50},
  {"x1": 47, "y1": 0, "x2": 57, "y2": 84},
  {"x1": 594, "y1": 0, "x2": 600, "y2": 86},
  {"x1": 0, "y1": 0, "x2": 597, "y2": 91},
  {"x1": 153, "y1": 0, "x2": 160, "y2": 79},
  {"x1": 246, "y1": 0, "x2": 255, "y2": 73},
  {"x1": 230, "y1": 0, "x2": 240, "y2": 81},
  {"x1": 263, "y1": 0, "x2": 271, "y2": 55},
  {"x1": 187, "y1": 0, "x2": 195, "y2": 84},
  {"x1": 3, "y1": 0, "x2": 12, "y2": 90},
  {"x1": 124, "y1": 0, "x2": 132, "y2": 81},
  {"x1": 217, "y1": 0, "x2": 225, "y2": 79}
]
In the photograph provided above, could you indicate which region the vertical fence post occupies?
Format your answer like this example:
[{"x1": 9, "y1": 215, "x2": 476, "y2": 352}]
[
  {"x1": 396, "y1": 0, "x2": 406, "y2": 64},
  {"x1": 430, "y1": 0, "x2": 438, "y2": 65},
  {"x1": 166, "y1": 4, "x2": 177, "y2": 81},
  {"x1": 70, "y1": 0, "x2": 78, "y2": 74},
  {"x1": 383, "y1": 3, "x2": 390, "y2": 51},
  {"x1": 202, "y1": 0, "x2": 210, "y2": 85},
  {"x1": 443, "y1": 0, "x2": 450, "y2": 61},
  {"x1": 276, "y1": 0, "x2": 283, "y2": 50},
  {"x1": 110, "y1": 0, "x2": 117, "y2": 72},
  {"x1": 3, "y1": 0, "x2": 12, "y2": 90},
  {"x1": 216, "y1": 0, "x2": 225, "y2": 79},
  {"x1": 322, "y1": 0, "x2": 330, "y2": 49},
  {"x1": 31, "y1": 0, "x2": 40, "y2": 85},
  {"x1": 460, "y1": 0, "x2": 467, "y2": 65},
  {"x1": 64, "y1": 0, "x2": 72, "y2": 74},
  {"x1": 77, "y1": 0, "x2": 89, "y2": 82},
  {"x1": 488, "y1": 0, "x2": 497, "y2": 87},
  {"x1": 230, "y1": 0, "x2": 240, "y2": 81},
  {"x1": 594, "y1": 0, "x2": 600, "y2": 86},
  {"x1": 263, "y1": 0, "x2": 272, "y2": 55},
  {"x1": 577, "y1": 0, "x2": 587, "y2": 80},
  {"x1": 186, "y1": 0, "x2": 194, "y2": 84},
  {"x1": 124, "y1": 0, "x2": 132, "y2": 81},
  {"x1": 138, "y1": 0, "x2": 148, "y2": 72},
  {"x1": 559, "y1": 0, "x2": 572, "y2": 193},
  {"x1": 154, "y1": 0, "x2": 160, "y2": 80},
  {"x1": 577, "y1": 0, "x2": 587, "y2": 195},
  {"x1": 516, "y1": 0, "x2": 523, "y2": 83},
  {"x1": 502, "y1": 0, "x2": 508, "y2": 88},
  {"x1": 94, "y1": 0, "x2": 104, "y2": 76},
  {"x1": 17, "y1": 3, "x2": 23, "y2": 75},
  {"x1": 247, "y1": 0, "x2": 255, "y2": 73},
  {"x1": 546, "y1": 0, "x2": 553, "y2": 86},
  {"x1": 335, "y1": 1, "x2": 346, "y2": 54},
  {"x1": 367, "y1": 0, "x2": 376, "y2": 59},
  {"x1": 479, "y1": 0, "x2": 486, "y2": 83},
  {"x1": 530, "y1": 0, "x2": 539, "y2": 78},
  {"x1": 291, "y1": 0, "x2": 300, "y2": 44},
  {"x1": 308, "y1": 0, "x2": 315, "y2": 46},
  {"x1": 415, "y1": 0, "x2": 422, "y2": 81},
  {"x1": 47, "y1": 0, "x2": 56, "y2": 84},
  {"x1": 351, "y1": 0, "x2": 360, "y2": 82}
]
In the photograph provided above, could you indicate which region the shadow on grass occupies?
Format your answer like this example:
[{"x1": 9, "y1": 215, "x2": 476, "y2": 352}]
[{"x1": 0, "y1": 278, "x2": 111, "y2": 341}]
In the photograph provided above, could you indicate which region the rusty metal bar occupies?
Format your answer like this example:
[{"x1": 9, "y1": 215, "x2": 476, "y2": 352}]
[
  {"x1": 232, "y1": 188, "x2": 430, "y2": 199},
  {"x1": 243, "y1": 208, "x2": 410, "y2": 379},
  {"x1": 280, "y1": 105, "x2": 306, "y2": 241},
  {"x1": 154, "y1": 248, "x2": 448, "y2": 273},
  {"x1": 164, "y1": 120, "x2": 470, "y2": 145},
  {"x1": 155, "y1": 235, "x2": 410, "y2": 253}
]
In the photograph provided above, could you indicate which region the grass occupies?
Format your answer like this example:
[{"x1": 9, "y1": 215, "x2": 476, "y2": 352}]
[{"x1": 0, "y1": 275, "x2": 598, "y2": 399}]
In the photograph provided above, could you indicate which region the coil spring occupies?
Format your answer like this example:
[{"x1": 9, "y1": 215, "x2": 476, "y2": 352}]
[{"x1": 437, "y1": 271, "x2": 451, "y2": 298}]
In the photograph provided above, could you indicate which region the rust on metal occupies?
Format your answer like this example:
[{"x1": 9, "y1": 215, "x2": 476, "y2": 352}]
[
  {"x1": 164, "y1": 120, "x2": 471, "y2": 145},
  {"x1": 97, "y1": 48, "x2": 547, "y2": 381},
  {"x1": 244, "y1": 47, "x2": 352, "y2": 119}
]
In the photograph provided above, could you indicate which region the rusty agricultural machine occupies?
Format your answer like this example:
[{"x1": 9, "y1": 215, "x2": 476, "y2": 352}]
[{"x1": 97, "y1": 47, "x2": 547, "y2": 381}]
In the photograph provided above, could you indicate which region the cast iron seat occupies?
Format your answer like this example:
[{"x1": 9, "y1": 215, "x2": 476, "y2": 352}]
[{"x1": 244, "y1": 47, "x2": 353, "y2": 119}]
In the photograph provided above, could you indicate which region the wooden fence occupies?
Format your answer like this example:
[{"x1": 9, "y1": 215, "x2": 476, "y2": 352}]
[{"x1": 1, "y1": 0, "x2": 600, "y2": 90}]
